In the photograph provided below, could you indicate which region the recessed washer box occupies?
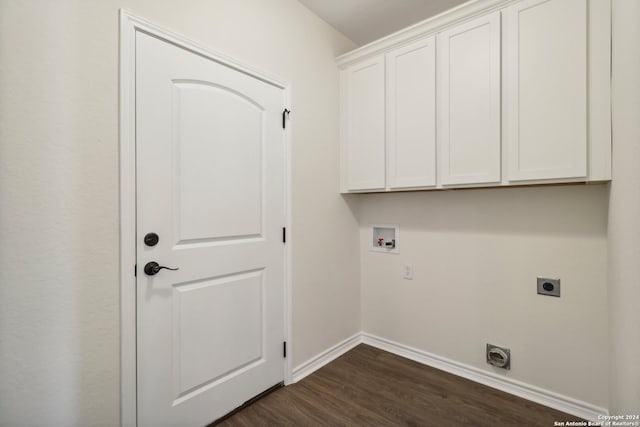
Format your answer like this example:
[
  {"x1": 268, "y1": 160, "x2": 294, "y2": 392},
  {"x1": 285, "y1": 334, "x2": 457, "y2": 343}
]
[
  {"x1": 371, "y1": 224, "x2": 399, "y2": 254},
  {"x1": 537, "y1": 277, "x2": 560, "y2": 297}
]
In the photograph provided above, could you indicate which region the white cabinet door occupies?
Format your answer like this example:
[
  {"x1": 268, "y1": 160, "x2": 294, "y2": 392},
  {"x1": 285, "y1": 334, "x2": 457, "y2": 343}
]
[
  {"x1": 437, "y1": 12, "x2": 501, "y2": 186},
  {"x1": 344, "y1": 56, "x2": 385, "y2": 191},
  {"x1": 504, "y1": 0, "x2": 587, "y2": 181},
  {"x1": 386, "y1": 37, "x2": 437, "y2": 189}
]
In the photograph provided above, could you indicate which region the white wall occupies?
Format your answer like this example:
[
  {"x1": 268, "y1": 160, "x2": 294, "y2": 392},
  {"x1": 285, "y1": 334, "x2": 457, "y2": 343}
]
[
  {"x1": 609, "y1": 0, "x2": 640, "y2": 414},
  {"x1": 359, "y1": 185, "x2": 609, "y2": 408},
  {"x1": 0, "y1": 1, "x2": 359, "y2": 425}
]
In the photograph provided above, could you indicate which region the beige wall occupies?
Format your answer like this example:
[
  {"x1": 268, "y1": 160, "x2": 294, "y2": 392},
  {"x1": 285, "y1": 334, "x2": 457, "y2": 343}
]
[
  {"x1": 0, "y1": 1, "x2": 359, "y2": 425},
  {"x1": 2, "y1": 0, "x2": 638, "y2": 423},
  {"x1": 359, "y1": 185, "x2": 609, "y2": 408},
  {"x1": 609, "y1": 0, "x2": 640, "y2": 414}
]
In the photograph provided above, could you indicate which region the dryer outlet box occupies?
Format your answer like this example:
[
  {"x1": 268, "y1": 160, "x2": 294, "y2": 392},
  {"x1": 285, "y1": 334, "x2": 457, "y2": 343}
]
[{"x1": 537, "y1": 277, "x2": 560, "y2": 297}]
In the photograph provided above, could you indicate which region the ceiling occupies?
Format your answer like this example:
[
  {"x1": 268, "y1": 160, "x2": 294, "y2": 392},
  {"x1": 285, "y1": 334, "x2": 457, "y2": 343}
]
[{"x1": 298, "y1": 0, "x2": 470, "y2": 46}]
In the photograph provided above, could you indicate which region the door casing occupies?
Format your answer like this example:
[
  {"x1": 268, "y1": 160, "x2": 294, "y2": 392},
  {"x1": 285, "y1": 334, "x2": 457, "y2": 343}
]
[{"x1": 119, "y1": 10, "x2": 293, "y2": 427}]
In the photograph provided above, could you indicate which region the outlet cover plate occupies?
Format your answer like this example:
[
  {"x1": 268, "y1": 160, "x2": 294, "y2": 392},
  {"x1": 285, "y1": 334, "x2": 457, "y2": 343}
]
[
  {"x1": 403, "y1": 264, "x2": 413, "y2": 280},
  {"x1": 537, "y1": 277, "x2": 560, "y2": 297}
]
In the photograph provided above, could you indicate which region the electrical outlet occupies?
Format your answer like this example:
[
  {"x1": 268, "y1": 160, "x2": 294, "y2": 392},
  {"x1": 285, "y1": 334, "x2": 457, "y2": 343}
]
[
  {"x1": 537, "y1": 277, "x2": 560, "y2": 297},
  {"x1": 403, "y1": 264, "x2": 413, "y2": 280}
]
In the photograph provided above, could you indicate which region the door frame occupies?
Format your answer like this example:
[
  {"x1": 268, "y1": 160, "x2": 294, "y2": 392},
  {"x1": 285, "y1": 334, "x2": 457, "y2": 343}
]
[{"x1": 119, "y1": 11, "x2": 293, "y2": 427}]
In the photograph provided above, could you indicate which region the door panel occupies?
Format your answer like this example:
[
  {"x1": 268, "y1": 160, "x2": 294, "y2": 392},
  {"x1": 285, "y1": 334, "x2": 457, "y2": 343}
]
[
  {"x1": 173, "y1": 81, "x2": 264, "y2": 243},
  {"x1": 386, "y1": 37, "x2": 437, "y2": 189},
  {"x1": 345, "y1": 56, "x2": 386, "y2": 191},
  {"x1": 438, "y1": 12, "x2": 501, "y2": 185},
  {"x1": 504, "y1": 0, "x2": 587, "y2": 181},
  {"x1": 173, "y1": 271, "x2": 264, "y2": 398},
  {"x1": 136, "y1": 31, "x2": 284, "y2": 427}
]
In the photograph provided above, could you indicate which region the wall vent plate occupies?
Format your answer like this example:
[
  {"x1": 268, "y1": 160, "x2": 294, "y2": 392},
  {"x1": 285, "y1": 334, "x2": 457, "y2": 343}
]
[
  {"x1": 537, "y1": 277, "x2": 560, "y2": 297},
  {"x1": 486, "y1": 344, "x2": 511, "y2": 370}
]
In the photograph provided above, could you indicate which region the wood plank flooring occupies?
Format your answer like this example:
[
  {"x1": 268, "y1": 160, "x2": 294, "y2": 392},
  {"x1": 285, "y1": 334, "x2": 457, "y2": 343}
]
[{"x1": 217, "y1": 344, "x2": 584, "y2": 426}]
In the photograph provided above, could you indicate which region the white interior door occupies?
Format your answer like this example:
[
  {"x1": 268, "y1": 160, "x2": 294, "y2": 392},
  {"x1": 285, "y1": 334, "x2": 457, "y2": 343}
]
[{"x1": 136, "y1": 32, "x2": 285, "y2": 427}]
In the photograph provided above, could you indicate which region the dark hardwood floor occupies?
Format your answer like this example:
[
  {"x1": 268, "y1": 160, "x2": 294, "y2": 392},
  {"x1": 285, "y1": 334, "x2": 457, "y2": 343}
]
[{"x1": 218, "y1": 344, "x2": 584, "y2": 426}]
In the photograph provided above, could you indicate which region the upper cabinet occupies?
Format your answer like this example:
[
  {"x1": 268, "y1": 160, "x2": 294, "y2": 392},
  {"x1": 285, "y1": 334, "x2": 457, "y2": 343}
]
[
  {"x1": 386, "y1": 37, "x2": 437, "y2": 189},
  {"x1": 504, "y1": 0, "x2": 587, "y2": 181},
  {"x1": 342, "y1": 55, "x2": 385, "y2": 191},
  {"x1": 338, "y1": 0, "x2": 611, "y2": 193},
  {"x1": 503, "y1": 0, "x2": 611, "y2": 183},
  {"x1": 438, "y1": 12, "x2": 501, "y2": 186}
]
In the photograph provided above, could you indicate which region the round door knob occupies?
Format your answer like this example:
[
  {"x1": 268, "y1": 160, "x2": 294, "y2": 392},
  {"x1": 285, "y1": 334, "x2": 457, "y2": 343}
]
[{"x1": 144, "y1": 261, "x2": 179, "y2": 276}]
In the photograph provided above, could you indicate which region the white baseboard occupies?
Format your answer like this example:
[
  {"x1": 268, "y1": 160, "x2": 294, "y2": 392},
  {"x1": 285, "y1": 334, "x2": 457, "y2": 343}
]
[
  {"x1": 289, "y1": 332, "x2": 608, "y2": 420},
  {"x1": 362, "y1": 333, "x2": 609, "y2": 421},
  {"x1": 291, "y1": 333, "x2": 362, "y2": 382}
]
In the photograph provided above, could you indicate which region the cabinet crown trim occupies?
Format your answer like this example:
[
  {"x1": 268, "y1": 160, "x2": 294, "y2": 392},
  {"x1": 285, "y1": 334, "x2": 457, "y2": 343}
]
[{"x1": 337, "y1": 0, "x2": 519, "y2": 67}]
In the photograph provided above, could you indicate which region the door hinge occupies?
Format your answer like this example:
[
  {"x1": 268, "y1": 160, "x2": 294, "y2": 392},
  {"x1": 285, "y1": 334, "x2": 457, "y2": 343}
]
[
  {"x1": 283, "y1": 341, "x2": 287, "y2": 358},
  {"x1": 134, "y1": 264, "x2": 137, "y2": 277},
  {"x1": 282, "y1": 108, "x2": 291, "y2": 129},
  {"x1": 282, "y1": 227, "x2": 286, "y2": 244}
]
